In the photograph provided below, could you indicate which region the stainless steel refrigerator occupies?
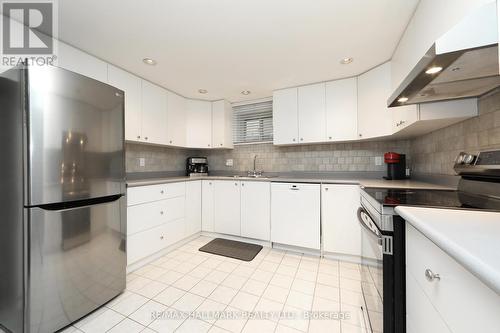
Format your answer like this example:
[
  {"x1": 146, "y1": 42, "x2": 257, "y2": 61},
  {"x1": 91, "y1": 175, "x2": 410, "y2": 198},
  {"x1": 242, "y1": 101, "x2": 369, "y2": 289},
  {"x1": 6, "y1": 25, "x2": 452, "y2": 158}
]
[{"x1": 0, "y1": 64, "x2": 126, "y2": 333}]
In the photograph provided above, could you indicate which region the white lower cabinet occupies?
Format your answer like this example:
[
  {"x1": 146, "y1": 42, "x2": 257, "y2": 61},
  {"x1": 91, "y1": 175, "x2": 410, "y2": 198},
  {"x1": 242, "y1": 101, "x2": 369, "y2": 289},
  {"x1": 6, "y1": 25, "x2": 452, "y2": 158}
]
[
  {"x1": 127, "y1": 182, "x2": 191, "y2": 265},
  {"x1": 271, "y1": 183, "x2": 320, "y2": 250},
  {"x1": 240, "y1": 181, "x2": 271, "y2": 241},
  {"x1": 321, "y1": 184, "x2": 361, "y2": 256},
  {"x1": 202, "y1": 180, "x2": 215, "y2": 232},
  {"x1": 406, "y1": 224, "x2": 500, "y2": 333},
  {"x1": 210, "y1": 180, "x2": 271, "y2": 240},
  {"x1": 185, "y1": 180, "x2": 202, "y2": 236},
  {"x1": 214, "y1": 181, "x2": 241, "y2": 236}
]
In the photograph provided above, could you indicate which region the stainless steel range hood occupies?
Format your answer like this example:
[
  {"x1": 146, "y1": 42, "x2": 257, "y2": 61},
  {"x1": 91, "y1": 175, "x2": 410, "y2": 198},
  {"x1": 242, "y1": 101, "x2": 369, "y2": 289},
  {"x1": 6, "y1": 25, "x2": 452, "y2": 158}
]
[{"x1": 388, "y1": 1, "x2": 500, "y2": 107}]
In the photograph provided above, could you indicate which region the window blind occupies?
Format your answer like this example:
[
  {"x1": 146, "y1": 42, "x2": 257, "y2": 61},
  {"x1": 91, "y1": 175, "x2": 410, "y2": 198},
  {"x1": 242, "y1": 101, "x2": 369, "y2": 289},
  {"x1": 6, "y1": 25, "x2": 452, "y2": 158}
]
[{"x1": 233, "y1": 100, "x2": 273, "y2": 144}]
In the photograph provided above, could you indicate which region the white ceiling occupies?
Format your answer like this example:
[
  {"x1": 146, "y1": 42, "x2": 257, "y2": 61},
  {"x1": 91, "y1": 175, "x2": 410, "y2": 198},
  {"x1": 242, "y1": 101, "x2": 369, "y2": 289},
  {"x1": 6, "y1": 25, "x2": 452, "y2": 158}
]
[{"x1": 58, "y1": 0, "x2": 419, "y2": 102}]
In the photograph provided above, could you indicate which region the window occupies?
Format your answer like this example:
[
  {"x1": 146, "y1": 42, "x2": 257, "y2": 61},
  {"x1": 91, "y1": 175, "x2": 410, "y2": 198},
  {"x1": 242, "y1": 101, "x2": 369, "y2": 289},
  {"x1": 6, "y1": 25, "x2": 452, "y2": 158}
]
[{"x1": 233, "y1": 100, "x2": 273, "y2": 144}]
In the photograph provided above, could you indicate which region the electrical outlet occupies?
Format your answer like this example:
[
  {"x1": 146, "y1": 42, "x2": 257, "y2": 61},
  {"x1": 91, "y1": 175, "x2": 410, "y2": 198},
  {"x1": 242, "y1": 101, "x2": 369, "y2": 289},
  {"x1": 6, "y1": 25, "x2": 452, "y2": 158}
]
[
  {"x1": 139, "y1": 158, "x2": 145, "y2": 167},
  {"x1": 226, "y1": 159, "x2": 233, "y2": 167},
  {"x1": 375, "y1": 156, "x2": 383, "y2": 166}
]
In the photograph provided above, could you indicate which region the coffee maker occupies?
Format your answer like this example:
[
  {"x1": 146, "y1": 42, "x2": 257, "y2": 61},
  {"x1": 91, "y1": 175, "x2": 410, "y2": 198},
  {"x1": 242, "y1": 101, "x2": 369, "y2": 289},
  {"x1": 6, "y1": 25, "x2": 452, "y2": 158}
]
[
  {"x1": 384, "y1": 152, "x2": 406, "y2": 180},
  {"x1": 187, "y1": 157, "x2": 209, "y2": 177}
]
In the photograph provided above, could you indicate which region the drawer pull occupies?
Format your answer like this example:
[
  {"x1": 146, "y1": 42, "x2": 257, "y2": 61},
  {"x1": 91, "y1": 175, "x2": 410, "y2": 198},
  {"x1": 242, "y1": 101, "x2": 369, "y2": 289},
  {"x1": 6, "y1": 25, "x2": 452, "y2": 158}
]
[
  {"x1": 160, "y1": 211, "x2": 164, "y2": 215},
  {"x1": 425, "y1": 269, "x2": 440, "y2": 282},
  {"x1": 160, "y1": 236, "x2": 164, "y2": 240},
  {"x1": 160, "y1": 190, "x2": 164, "y2": 194}
]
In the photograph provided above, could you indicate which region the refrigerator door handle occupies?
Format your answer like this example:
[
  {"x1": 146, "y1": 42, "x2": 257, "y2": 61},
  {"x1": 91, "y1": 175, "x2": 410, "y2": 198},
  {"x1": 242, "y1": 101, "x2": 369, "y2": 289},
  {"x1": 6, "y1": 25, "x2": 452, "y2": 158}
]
[{"x1": 34, "y1": 194, "x2": 124, "y2": 211}]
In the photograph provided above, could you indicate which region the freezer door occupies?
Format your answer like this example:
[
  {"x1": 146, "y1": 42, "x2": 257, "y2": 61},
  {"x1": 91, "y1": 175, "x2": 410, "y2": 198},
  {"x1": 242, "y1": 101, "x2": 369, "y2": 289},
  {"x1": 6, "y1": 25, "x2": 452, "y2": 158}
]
[
  {"x1": 27, "y1": 65, "x2": 125, "y2": 206},
  {"x1": 27, "y1": 195, "x2": 126, "y2": 333}
]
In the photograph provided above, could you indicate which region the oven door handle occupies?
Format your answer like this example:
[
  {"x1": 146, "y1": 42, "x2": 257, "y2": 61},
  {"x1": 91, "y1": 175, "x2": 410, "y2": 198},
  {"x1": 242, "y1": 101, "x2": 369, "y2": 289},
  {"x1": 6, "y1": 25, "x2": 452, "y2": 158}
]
[{"x1": 357, "y1": 207, "x2": 382, "y2": 241}]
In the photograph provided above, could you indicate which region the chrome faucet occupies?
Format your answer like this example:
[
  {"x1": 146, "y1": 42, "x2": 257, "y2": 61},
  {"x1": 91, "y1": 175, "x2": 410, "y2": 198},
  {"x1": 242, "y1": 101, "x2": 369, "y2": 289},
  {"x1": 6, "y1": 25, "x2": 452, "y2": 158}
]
[{"x1": 247, "y1": 154, "x2": 262, "y2": 177}]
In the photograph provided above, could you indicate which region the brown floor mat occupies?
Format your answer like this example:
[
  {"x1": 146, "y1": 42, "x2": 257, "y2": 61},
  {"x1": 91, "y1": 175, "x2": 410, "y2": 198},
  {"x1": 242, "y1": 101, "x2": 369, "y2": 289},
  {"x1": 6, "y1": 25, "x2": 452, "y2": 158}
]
[{"x1": 199, "y1": 238, "x2": 263, "y2": 262}]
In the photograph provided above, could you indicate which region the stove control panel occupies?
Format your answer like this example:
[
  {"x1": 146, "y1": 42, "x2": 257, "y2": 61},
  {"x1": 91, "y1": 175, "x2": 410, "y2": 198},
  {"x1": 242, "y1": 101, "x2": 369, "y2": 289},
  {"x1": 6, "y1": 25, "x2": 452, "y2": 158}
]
[
  {"x1": 475, "y1": 150, "x2": 500, "y2": 165},
  {"x1": 454, "y1": 150, "x2": 500, "y2": 176}
]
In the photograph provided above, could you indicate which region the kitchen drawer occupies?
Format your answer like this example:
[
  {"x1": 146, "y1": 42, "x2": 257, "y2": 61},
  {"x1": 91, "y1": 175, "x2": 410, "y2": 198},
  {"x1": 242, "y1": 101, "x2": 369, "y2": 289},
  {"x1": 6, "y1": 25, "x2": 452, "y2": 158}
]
[
  {"x1": 406, "y1": 270, "x2": 451, "y2": 333},
  {"x1": 127, "y1": 223, "x2": 168, "y2": 264},
  {"x1": 406, "y1": 224, "x2": 500, "y2": 333},
  {"x1": 127, "y1": 196, "x2": 185, "y2": 235},
  {"x1": 127, "y1": 182, "x2": 186, "y2": 206}
]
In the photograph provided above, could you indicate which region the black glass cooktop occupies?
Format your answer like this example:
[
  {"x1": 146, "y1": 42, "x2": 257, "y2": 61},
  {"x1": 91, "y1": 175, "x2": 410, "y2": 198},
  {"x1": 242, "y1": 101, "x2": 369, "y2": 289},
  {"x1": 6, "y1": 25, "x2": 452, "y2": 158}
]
[{"x1": 363, "y1": 188, "x2": 500, "y2": 211}]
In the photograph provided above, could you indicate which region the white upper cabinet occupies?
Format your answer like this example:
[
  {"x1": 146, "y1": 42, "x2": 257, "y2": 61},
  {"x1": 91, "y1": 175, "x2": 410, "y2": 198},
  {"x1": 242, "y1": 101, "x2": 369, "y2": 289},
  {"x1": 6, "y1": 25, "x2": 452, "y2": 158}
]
[
  {"x1": 393, "y1": 104, "x2": 419, "y2": 132},
  {"x1": 273, "y1": 88, "x2": 298, "y2": 145},
  {"x1": 212, "y1": 100, "x2": 234, "y2": 149},
  {"x1": 325, "y1": 78, "x2": 358, "y2": 141},
  {"x1": 357, "y1": 62, "x2": 393, "y2": 139},
  {"x1": 141, "y1": 80, "x2": 168, "y2": 145},
  {"x1": 393, "y1": 99, "x2": 478, "y2": 136},
  {"x1": 298, "y1": 83, "x2": 326, "y2": 143},
  {"x1": 57, "y1": 43, "x2": 108, "y2": 82},
  {"x1": 107, "y1": 65, "x2": 142, "y2": 142},
  {"x1": 186, "y1": 100, "x2": 213, "y2": 149},
  {"x1": 166, "y1": 91, "x2": 187, "y2": 147}
]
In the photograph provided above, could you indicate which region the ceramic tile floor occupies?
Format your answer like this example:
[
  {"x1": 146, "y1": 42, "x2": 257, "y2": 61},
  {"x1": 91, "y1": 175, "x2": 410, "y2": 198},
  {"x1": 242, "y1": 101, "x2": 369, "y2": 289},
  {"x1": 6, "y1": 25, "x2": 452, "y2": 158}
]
[{"x1": 61, "y1": 236, "x2": 375, "y2": 333}]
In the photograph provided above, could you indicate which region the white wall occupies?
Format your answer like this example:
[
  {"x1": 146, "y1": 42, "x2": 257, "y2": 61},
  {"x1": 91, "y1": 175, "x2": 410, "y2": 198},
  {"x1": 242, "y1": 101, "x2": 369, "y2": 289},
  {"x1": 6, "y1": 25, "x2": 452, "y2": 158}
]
[{"x1": 391, "y1": 0, "x2": 494, "y2": 90}]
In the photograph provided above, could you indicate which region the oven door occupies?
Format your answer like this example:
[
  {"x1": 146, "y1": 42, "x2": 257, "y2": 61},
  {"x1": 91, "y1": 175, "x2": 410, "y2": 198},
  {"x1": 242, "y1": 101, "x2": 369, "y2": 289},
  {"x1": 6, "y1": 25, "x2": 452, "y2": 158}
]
[{"x1": 358, "y1": 206, "x2": 390, "y2": 333}]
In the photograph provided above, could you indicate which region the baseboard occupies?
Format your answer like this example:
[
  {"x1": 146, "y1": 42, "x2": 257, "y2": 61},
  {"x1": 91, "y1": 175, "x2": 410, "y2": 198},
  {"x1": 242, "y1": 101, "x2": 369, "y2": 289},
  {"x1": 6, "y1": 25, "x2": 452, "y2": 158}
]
[
  {"x1": 322, "y1": 251, "x2": 363, "y2": 264},
  {"x1": 271, "y1": 242, "x2": 321, "y2": 257},
  {"x1": 126, "y1": 232, "x2": 201, "y2": 273}
]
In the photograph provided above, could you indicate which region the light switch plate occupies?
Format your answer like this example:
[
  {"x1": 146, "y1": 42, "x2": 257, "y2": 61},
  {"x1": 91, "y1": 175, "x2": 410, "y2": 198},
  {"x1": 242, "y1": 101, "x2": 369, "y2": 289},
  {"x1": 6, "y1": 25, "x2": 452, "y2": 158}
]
[
  {"x1": 226, "y1": 159, "x2": 233, "y2": 167},
  {"x1": 375, "y1": 156, "x2": 383, "y2": 166},
  {"x1": 139, "y1": 158, "x2": 145, "y2": 167}
]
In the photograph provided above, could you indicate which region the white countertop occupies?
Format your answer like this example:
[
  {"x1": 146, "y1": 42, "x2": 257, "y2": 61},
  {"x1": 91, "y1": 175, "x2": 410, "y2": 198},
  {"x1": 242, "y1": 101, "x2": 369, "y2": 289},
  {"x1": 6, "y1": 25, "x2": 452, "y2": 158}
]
[
  {"x1": 395, "y1": 206, "x2": 500, "y2": 295},
  {"x1": 126, "y1": 175, "x2": 455, "y2": 190}
]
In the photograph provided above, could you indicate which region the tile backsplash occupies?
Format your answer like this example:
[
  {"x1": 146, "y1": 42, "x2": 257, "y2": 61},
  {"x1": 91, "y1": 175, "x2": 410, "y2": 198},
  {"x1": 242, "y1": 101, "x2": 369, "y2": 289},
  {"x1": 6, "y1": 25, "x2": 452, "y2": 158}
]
[
  {"x1": 410, "y1": 89, "x2": 500, "y2": 176},
  {"x1": 126, "y1": 140, "x2": 411, "y2": 175},
  {"x1": 203, "y1": 140, "x2": 411, "y2": 173},
  {"x1": 126, "y1": 143, "x2": 199, "y2": 173}
]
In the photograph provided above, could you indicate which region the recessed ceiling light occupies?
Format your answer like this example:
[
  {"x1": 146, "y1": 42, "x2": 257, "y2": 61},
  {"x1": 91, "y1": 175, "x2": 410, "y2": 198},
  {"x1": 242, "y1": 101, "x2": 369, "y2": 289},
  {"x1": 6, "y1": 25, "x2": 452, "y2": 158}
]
[
  {"x1": 425, "y1": 66, "x2": 443, "y2": 74},
  {"x1": 241, "y1": 90, "x2": 251, "y2": 95},
  {"x1": 198, "y1": 89, "x2": 208, "y2": 94},
  {"x1": 142, "y1": 58, "x2": 157, "y2": 65},
  {"x1": 398, "y1": 97, "x2": 409, "y2": 103},
  {"x1": 340, "y1": 57, "x2": 353, "y2": 65}
]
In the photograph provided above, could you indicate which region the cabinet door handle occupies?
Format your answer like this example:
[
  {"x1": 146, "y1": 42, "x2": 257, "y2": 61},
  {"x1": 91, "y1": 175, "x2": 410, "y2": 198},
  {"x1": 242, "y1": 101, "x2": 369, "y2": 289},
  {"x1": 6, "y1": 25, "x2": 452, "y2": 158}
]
[
  {"x1": 328, "y1": 136, "x2": 332, "y2": 140},
  {"x1": 137, "y1": 135, "x2": 141, "y2": 139},
  {"x1": 300, "y1": 138, "x2": 303, "y2": 141},
  {"x1": 160, "y1": 190, "x2": 164, "y2": 194},
  {"x1": 235, "y1": 182, "x2": 238, "y2": 186},
  {"x1": 359, "y1": 134, "x2": 362, "y2": 137},
  {"x1": 160, "y1": 211, "x2": 164, "y2": 215},
  {"x1": 425, "y1": 269, "x2": 440, "y2": 282},
  {"x1": 325, "y1": 187, "x2": 329, "y2": 191},
  {"x1": 169, "y1": 140, "x2": 173, "y2": 144},
  {"x1": 241, "y1": 183, "x2": 245, "y2": 186},
  {"x1": 144, "y1": 136, "x2": 148, "y2": 140},
  {"x1": 160, "y1": 236, "x2": 164, "y2": 240},
  {"x1": 292, "y1": 138, "x2": 296, "y2": 142}
]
